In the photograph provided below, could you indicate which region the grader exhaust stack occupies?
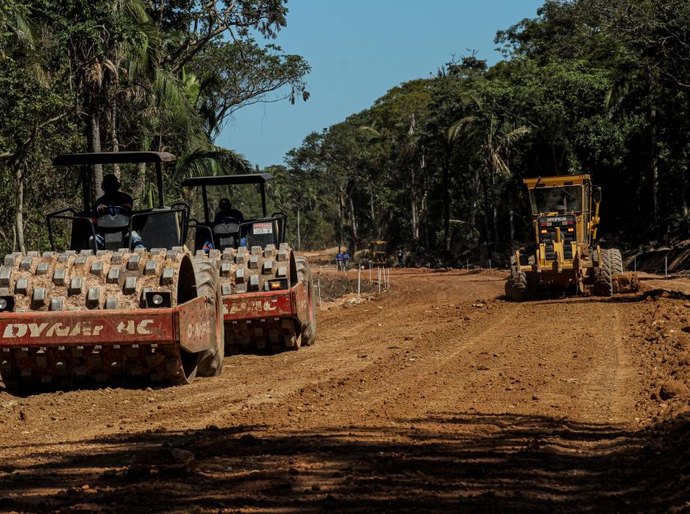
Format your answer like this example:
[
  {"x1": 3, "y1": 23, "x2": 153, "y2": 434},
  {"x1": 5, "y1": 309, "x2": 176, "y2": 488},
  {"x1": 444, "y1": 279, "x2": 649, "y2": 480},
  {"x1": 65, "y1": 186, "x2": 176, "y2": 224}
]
[{"x1": 505, "y1": 174, "x2": 638, "y2": 300}]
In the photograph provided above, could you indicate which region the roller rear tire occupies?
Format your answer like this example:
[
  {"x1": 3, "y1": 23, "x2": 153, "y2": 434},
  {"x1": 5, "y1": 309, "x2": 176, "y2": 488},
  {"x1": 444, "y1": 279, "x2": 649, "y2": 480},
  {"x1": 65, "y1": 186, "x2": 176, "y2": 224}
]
[
  {"x1": 296, "y1": 257, "x2": 317, "y2": 346},
  {"x1": 194, "y1": 259, "x2": 225, "y2": 377}
]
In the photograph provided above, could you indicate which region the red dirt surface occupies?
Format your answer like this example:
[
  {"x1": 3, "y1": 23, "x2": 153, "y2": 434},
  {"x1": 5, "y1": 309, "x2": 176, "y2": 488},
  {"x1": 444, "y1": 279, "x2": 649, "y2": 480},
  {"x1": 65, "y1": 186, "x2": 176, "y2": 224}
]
[{"x1": 1, "y1": 268, "x2": 689, "y2": 513}]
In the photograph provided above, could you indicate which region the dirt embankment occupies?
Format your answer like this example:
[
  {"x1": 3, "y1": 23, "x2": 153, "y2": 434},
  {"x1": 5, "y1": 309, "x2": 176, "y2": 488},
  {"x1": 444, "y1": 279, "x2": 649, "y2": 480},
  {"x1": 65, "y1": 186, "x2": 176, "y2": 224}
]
[
  {"x1": 0, "y1": 268, "x2": 689, "y2": 512},
  {"x1": 630, "y1": 239, "x2": 690, "y2": 275}
]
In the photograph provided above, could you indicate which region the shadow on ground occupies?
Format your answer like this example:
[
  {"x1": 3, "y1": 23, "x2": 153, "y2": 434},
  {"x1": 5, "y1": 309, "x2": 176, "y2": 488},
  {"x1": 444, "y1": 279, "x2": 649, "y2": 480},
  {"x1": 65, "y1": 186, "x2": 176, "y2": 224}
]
[{"x1": 2, "y1": 412, "x2": 689, "y2": 513}]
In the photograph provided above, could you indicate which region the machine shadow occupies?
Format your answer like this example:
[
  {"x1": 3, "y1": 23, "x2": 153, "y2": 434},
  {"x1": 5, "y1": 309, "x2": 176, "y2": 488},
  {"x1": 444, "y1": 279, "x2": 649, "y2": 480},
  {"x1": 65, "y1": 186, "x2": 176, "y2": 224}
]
[{"x1": 2, "y1": 412, "x2": 689, "y2": 513}]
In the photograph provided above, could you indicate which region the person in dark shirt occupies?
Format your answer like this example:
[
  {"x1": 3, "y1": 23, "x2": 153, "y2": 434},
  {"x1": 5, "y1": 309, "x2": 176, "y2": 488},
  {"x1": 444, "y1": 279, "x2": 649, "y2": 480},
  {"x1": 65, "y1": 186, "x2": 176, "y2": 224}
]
[
  {"x1": 91, "y1": 174, "x2": 143, "y2": 249},
  {"x1": 93, "y1": 174, "x2": 134, "y2": 215},
  {"x1": 202, "y1": 199, "x2": 245, "y2": 251},
  {"x1": 214, "y1": 197, "x2": 245, "y2": 223},
  {"x1": 336, "y1": 248, "x2": 344, "y2": 271}
]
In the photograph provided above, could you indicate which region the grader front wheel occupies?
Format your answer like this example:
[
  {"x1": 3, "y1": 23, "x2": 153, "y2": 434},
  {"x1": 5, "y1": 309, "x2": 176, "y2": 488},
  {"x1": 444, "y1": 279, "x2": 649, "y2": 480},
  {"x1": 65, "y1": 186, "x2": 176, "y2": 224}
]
[
  {"x1": 594, "y1": 249, "x2": 614, "y2": 297},
  {"x1": 610, "y1": 248, "x2": 624, "y2": 275},
  {"x1": 505, "y1": 269, "x2": 529, "y2": 301}
]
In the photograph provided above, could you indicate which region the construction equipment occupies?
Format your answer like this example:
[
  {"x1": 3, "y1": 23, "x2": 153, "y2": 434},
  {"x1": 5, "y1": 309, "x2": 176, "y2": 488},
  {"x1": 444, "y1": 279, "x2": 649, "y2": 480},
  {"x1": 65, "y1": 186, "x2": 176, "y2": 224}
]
[
  {"x1": 182, "y1": 173, "x2": 317, "y2": 354},
  {"x1": 0, "y1": 152, "x2": 224, "y2": 391},
  {"x1": 368, "y1": 240, "x2": 388, "y2": 267},
  {"x1": 505, "y1": 174, "x2": 636, "y2": 300}
]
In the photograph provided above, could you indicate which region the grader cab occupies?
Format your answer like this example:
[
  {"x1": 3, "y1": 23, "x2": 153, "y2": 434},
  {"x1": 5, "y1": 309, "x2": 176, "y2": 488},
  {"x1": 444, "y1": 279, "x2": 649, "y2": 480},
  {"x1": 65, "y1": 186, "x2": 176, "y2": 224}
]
[{"x1": 505, "y1": 175, "x2": 636, "y2": 300}]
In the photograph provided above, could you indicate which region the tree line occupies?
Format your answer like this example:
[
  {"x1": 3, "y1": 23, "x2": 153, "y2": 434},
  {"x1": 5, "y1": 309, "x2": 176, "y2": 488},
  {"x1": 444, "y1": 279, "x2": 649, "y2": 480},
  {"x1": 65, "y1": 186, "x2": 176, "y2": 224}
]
[
  {"x1": 0, "y1": 0, "x2": 308, "y2": 252},
  {"x1": 272, "y1": 0, "x2": 690, "y2": 266},
  {"x1": 2, "y1": 0, "x2": 690, "y2": 265}
]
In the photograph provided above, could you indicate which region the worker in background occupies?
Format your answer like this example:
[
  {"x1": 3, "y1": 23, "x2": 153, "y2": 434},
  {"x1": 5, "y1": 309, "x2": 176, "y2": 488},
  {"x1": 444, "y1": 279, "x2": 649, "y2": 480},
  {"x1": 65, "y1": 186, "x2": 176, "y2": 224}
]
[
  {"x1": 336, "y1": 248, "x2": 344, "y2": 271},
  {"x1": 342, "y1": 250, "x2": 351, "y2": 271}
]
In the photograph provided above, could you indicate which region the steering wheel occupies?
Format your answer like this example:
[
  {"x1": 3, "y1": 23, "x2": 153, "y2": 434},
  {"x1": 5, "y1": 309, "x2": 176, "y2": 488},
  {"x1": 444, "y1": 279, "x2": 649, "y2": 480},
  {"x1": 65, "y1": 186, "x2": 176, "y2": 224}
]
[
  {"x1": 98, "y1": 205, "x2": 131, "y2": 216},
  {"x1": 218, "y1": 216, "x2": 241, "y2": 228}
]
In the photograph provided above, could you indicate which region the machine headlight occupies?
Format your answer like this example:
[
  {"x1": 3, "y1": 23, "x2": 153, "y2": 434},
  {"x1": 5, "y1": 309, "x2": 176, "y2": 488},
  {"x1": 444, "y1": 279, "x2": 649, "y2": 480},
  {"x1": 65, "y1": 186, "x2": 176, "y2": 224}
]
[
  {"x1": 0, "y1": 296, "x2": 14, "y2": 312},
  {"x1": 145, "y1": 291, "x2": 171, "y2": 308},
  {"x1": 266, "y1": 279, "x2": 288, "y2": 291}
]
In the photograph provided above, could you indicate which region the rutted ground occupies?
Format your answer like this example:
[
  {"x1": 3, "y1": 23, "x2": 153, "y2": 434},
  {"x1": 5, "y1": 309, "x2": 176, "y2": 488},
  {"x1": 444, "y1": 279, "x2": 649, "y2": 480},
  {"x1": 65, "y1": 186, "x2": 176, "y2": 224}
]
[{"x1": 0, "y1": 268, "x2": 689, "y2": 513}]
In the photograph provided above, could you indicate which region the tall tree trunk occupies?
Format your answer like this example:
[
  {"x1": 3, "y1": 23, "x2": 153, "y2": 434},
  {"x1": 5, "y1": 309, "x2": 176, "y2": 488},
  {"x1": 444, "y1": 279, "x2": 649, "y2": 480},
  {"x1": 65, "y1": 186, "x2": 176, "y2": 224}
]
[
  {"x1": 492, "y1": 183, "x2": 499, "y2": 248},
  {"x1": 297, "y1": 209, "x2": 301, "y2": 251},
  {"x1": 442, "y1": 150, "x2": 451, "y2": 251},
  {"x1": 110, "y1": 98, "x2": 120, "y2": 177},
  {"x1": 650, "y1": 104, "x2": 659, "y2": 224},
  {"x1": 337, "y1": 189, "x2": 344, "y2": 249},
  {"x1": 89, "y1": 104, "x2": 103, "y2": 199},
  {"x1": 349, "y1": 193, "x2": 358, "y2": 251},
  {"x1": 479, "y1": 172, "x2": 492, "y2": 244},
  {"x1": 509, "y1": 205, "x2": 515, "y2": 252},
  {"x1": 410, "y1": 164, "x2": 419, "y2": 242},
  {"x1": 369, "y1": 188, "x2": 377, "y2": 238},
  {"x1": 683, "y1": 166, "x2": 689, "y2": 218},
  {"x1": 469, "y1": 163, "x2": 479, "y2": 230},
  {"x1": 420, "y1": 187, "x2": 428, "y2": 246},
  {"x1": 14, "y1": 164, "x2": 25, "y2": 253},
  {"x1": 646, "y1": 66, "x2": 659, "y2": 225}
]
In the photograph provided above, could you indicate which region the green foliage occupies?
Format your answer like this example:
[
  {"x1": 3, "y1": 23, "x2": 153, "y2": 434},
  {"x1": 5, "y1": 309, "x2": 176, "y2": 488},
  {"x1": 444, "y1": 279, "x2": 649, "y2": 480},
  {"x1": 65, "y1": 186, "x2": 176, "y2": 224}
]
[
  {"x1": 274, "y1": 0, "x2": 690, "y2": 262},
  {"x1": 0, "y1": 0, "x2": 308, "y2": 254},
  {"x1": 3, "y1": 0, "x2": 690, "y2": 260}
]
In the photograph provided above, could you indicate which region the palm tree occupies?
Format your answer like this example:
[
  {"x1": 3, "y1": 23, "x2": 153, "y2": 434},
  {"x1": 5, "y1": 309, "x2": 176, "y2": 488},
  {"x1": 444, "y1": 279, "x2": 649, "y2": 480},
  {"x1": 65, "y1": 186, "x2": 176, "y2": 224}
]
[{"x1": 449, "y1": 96, "x2": 529, "y2": 250}]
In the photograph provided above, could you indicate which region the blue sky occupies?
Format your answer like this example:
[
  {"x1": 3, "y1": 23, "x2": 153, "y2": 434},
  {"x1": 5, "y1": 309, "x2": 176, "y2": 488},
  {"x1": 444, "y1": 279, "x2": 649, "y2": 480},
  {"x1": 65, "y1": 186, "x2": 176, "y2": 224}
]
[{"x1": 216, "y1": 1, "x2": 544, "y2": 168}]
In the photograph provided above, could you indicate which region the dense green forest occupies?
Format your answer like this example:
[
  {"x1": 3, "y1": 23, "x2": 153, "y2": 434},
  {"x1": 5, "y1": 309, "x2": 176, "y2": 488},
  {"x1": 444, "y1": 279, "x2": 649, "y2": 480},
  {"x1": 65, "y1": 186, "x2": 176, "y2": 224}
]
[
  {"x1": 274, "y1": 0, "x2": 690, "y2": 266},
  {"x1": 0, "y1": 0, "x2": 308, "y2": 251},
  {"x1": 2, "y1": 0, "x2": 690, "y2": 266}
]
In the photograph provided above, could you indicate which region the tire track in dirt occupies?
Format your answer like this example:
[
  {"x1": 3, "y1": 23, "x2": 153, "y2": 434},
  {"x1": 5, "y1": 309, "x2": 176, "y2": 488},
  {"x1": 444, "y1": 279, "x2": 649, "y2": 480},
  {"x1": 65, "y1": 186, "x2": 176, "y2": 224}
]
[
  {"x1": 346, "y1": 302, "x2": 520, "y2": 420},
  {"x1": 201, "y1": 271, "x2": 648, "y2": 434},
  {"x1": 572, "y1": 302, "x2": 639, "y2": 424},
  {"x1": 352, "y1": 296, "x2": 647, "y2": 429},
  {"x1": 1, "y1": 268, "x2": 683, "y2": 514},
  {"x1": 213, "y1": 270, "x2": 511, "y2": 429}
]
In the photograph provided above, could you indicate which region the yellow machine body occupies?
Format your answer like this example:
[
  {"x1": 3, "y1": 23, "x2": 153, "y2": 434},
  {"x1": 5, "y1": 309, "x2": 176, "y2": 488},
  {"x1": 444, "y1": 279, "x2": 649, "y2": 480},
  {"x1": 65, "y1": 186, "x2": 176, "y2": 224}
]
[{"x1": 505, "y1": 174, "x2": 632, "y2": 299}]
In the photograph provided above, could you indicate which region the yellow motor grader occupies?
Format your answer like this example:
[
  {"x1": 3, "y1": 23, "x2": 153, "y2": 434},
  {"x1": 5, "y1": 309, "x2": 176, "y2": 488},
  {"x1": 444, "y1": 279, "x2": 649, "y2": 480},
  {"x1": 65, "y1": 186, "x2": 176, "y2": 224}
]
[
  {"x1": 505, "y1": 174, "x2": 636, "y2": 300},
  {"x1": 368, "y1": 240, "x2": 388, "y2": 267}
]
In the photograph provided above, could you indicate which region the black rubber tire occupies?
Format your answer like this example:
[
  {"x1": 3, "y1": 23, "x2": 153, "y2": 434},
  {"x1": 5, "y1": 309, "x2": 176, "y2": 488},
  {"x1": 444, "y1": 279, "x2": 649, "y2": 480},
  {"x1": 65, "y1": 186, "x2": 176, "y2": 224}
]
[
  {"x1": 505, "y1": 268, "x2": 528, "y2": 301},
  {"x1": 594, "y1": 249, "x2": 613, "y2": 297},
  {"x1": 194, "y1": 259, "x2": 225, "y2": 377},
  {"x1": 610, "y1": 248, "x2": 624, "y2": 275},
  {"x1": 296, "y1": 257, "x2": 317, "y2": 346},
  {"x1": 169, "y1": 348, "x2": 199, "y2": 385}
]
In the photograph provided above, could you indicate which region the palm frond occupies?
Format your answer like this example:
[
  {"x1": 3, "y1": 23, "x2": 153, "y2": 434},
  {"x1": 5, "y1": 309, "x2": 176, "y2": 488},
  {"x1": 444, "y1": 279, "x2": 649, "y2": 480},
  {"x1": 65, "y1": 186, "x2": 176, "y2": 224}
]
[
  {"x1": 448, "y1": 115, "x2": 478, "y2": 142},
  {"x1": 500, "y1": 126, "x2": 530, "y2": 146},
  {"x1": 174, "y1": 146, "x2": 251, "y2": 181}
]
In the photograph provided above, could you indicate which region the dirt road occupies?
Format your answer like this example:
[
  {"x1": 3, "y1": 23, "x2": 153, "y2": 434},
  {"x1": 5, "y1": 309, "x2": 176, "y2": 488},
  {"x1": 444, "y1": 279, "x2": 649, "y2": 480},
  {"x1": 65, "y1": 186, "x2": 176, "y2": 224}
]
[{"x1": 1, "y1": 268, "x2": 689, "y2": 513}]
